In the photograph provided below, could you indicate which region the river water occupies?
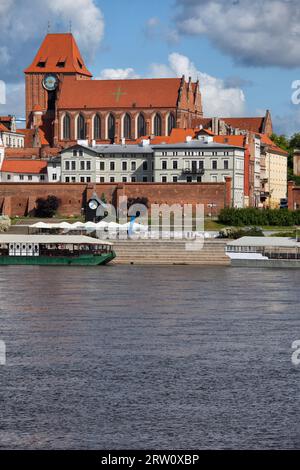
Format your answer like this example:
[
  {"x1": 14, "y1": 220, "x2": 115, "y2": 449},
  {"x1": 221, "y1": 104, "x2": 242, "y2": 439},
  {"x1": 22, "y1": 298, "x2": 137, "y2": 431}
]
[{"x1": 0, "y1": 265, "x2": 299, "y2": 450}]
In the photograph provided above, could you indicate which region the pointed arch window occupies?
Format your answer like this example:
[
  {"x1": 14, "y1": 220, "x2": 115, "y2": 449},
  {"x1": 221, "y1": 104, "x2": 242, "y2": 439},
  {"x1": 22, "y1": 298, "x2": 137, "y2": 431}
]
[
  {"x1": 123, "y1": 114, "x2": 131, "y2": 139},
  {"x1": 108, "y1": 114, "x2": 115, "y2": 142},
  {"x1": 137, "y1": 114, "x2": 146, "y2": 137},
  {"x1": 77, "y1": 114, "x2": 86, "y2": 140},
  {"x1": 94, "y1": 114, "x2": 101, "y2": 140},
  {"x1": 153, "y1": 114, "x2": 162, "y2": 136},
  {"x1": 63, "y1": 114, "x2": 70, "y2": 140},
  {"x1": 168, "y1": 113, "x2": 176, "y2": 135}
]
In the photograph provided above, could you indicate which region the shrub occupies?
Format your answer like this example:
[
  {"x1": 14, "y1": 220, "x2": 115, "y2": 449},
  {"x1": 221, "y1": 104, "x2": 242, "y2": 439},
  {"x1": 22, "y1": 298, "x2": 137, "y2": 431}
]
[
  {"x1": 218, "y1": 226, "x2": 264, "y2": 239},
  {"x1": 0, "y1": 216, "x2": 11, "y2": 233},
  {"x1": 35, "y1": 195, "x2": 61, "y2": 218},
  {"x1": 218, "y1": 207, "x2": 299, "y2": 227}
]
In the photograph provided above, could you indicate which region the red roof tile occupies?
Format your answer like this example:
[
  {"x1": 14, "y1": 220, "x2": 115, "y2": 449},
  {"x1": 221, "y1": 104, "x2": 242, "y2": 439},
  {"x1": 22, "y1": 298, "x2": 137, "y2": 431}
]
[
  {"x1": 17, "y1": 129, "x2": 35, "y2": 147},
  {"x1": 193, "y1": 116, "x2": 267, "y2": 134},
  {"x1": 1, "y1": 160, "x2": 47, "y2": 174},
  {"x1": 221, "y1": 117, "x2": 265, "y2": 133},
  {"x1": 58, "y1": 78, "x2": 182, "y2": 109},
  {"x1": 213, "y1": 135, "x2": 246, "y2": 147},
  {"x1": 5, "y1": 148, "x2": 40, "y2": 158},
  {"x1": 24, "y1": 33, "x2": 92, "y2": 77},
  {"x1": 0, "y1": 123, "x2": 9, "y2": 132},
  {"x1": 259, "y1": 133, "x2": 288, "y2": 155}
]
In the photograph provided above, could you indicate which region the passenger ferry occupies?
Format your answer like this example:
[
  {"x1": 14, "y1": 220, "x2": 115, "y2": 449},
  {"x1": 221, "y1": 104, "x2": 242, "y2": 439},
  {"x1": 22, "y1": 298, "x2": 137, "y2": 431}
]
[
  {"x1": 226, "y1": 236, "x2": 300, "y2": 268},
  {"x1": 0, "y1": 235, "x2": 115, "y2": 266}
]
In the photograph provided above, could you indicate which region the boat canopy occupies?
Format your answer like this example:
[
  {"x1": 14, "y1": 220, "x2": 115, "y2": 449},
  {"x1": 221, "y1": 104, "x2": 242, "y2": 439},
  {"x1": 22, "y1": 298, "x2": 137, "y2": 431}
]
[{"x1": 0, "y1": 235, "x2": 113, "y2": 246}]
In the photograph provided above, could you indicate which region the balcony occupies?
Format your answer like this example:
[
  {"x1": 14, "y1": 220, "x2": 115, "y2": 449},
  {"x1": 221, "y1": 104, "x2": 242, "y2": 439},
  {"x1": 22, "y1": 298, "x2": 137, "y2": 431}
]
[{"x1": 182, "y1": 168, "x2": 205, "y2": 176}]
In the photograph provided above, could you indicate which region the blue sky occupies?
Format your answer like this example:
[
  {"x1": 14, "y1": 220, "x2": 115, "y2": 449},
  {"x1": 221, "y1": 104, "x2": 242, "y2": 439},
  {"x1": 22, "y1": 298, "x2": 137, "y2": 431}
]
[{"x1": 1, "y1": 0, "x2": 300, "y2": 135}]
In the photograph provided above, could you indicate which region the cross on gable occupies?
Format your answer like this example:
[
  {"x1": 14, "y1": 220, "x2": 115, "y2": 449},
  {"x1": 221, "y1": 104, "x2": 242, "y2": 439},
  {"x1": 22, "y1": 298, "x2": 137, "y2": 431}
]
[{"x1": 113, "y1": 86, "x2": 127, "y2": 103}]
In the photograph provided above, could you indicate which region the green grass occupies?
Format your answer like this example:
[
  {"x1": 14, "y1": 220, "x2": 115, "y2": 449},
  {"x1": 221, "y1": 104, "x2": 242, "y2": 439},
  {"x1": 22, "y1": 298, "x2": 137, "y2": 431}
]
[
  {"x1": 204, "y1": 218, "x2": 299, "y2": 232},
  {"x1": 11, "y1": 215, "x2": 84, "y2": 225}
]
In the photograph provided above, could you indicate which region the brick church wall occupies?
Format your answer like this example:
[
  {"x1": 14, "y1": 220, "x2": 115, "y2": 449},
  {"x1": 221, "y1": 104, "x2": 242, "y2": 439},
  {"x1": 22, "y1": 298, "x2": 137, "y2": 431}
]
[{"x1": 0, "y1": 182, "x2": 231, "y2": 217}]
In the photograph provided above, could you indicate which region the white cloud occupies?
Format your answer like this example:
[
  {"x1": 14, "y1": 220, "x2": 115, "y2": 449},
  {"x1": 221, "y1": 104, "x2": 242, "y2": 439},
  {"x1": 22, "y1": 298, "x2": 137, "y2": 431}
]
[
  {"x1": 97, "y1": 68, "x2": 140, "y2": 80},
  {"x1": 0, "y1": 0, "x2": 104, "y2": 117},
  {"x1": 175, "y1": 0, "x2": 300, "y2": 67},
  {"x1": 0, "y1": 82, "x2": 25, "y2": 117},
  {"x1": 0, "y1": 0, "x2": 104, "y2": 81},
  {"x1": 0, "y1": 47, "x2": 10, "y2": 66},
  {"x1": 150, "y1": 52, "x2": 246, "y2": 116},
  {"x1": 98, "y1": 52, "x2": 245, "y2": 116}
]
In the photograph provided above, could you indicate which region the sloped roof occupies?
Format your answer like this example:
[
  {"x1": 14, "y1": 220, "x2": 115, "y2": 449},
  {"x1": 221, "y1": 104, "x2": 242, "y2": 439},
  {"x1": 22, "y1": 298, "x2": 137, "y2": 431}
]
[
  {"x1": 5, "y1": 148, "x2": 40, "y2": 158},
  {"x1": 58, "y1": 78, "x2": 182, "y2": 109},
  {"x1": 213, "y1": 135, "x2": 246, "y2": 147},
  {"x1": 221, "y1": 117, "x2": 265, "y2": 133},
  {"x1": 193, "y1": 116, "x2": 267, "y2": 134},
  {"x1": 17, "y1": 129, "x2": 36, "y2": 147},
  {"x1": 0, "y1": 123, "x2": 9, "y2": 132},
  {"x1": 259, "y1": 133, "x2": 288, "y2": 155},
  {"x1": 1, "y1": 159, "x2": 47, "y2": 174},
  {"x1": 24, "y1": 33, "x2": 92, "y2": 77}
]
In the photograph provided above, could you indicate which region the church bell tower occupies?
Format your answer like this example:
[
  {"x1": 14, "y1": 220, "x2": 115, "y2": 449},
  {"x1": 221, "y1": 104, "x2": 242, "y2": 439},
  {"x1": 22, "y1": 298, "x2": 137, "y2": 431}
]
[{"x1": 24, "y1": 33, "x2": 92, "y2": 144}]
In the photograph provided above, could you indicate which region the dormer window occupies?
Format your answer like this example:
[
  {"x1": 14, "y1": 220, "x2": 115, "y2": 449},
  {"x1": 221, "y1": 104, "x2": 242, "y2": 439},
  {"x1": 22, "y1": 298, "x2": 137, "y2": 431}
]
[
  {"x1": 56, "y1": 58, "x2": 66, "y2": 68},
  {"x1": 77, "y1": 59, "x2": 83, "y2": 69},
  {"x1": 37, "y1": 60, "x2": 46, "y2": 68}
]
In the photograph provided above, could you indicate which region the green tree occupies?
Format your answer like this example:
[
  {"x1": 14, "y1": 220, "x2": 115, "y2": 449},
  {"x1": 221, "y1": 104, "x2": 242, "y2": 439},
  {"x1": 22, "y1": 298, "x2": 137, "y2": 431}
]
[
  {"x1": 270, "y1": 133, "x2": 290, "y2": 152},
  {"x1": 35, "y1": 195, "x2": 60, "y2": 218}
]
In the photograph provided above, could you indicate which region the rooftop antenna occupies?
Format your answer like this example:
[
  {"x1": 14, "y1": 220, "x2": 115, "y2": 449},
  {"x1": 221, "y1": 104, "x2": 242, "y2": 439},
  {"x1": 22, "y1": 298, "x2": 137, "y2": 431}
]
[
  {"x1": 69, "y1": 20, "x2": 72, "y2": 33},
  {"x1": 47, "y1": 21, "x2": 51, "y2": 33}
]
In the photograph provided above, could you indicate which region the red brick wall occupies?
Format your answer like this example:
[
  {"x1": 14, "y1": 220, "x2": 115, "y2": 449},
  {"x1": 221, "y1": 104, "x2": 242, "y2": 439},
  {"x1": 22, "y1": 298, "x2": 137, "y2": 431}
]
[{"x1": 0, "y1": 181, "x2": 230, "y2": 217}]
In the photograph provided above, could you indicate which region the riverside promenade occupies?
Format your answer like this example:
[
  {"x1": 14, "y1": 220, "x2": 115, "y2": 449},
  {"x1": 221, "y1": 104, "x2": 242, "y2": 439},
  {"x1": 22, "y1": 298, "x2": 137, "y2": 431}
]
[
  {"x1": 111, "y1": 239, "x2": 230, "y2": 265},
  {"x1": 8, "y1": 222, "x2": 230, "y2": 266}
]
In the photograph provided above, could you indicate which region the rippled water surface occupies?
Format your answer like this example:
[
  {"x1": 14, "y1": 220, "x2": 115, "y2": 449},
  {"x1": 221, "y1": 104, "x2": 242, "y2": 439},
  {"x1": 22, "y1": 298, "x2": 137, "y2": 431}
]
[{"x1": 0, "y1": 265, "x2": 300, "y2": 449}]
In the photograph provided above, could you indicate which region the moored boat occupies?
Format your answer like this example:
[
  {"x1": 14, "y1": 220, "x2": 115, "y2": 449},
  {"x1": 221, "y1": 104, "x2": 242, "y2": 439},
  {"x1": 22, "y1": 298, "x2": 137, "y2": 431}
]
[
  {"x1": 226, "y1": 236, "x2": 300, "y2": 268},
  {"x1": 0, "y1": 235, "x2": 115, "y2": 266}
]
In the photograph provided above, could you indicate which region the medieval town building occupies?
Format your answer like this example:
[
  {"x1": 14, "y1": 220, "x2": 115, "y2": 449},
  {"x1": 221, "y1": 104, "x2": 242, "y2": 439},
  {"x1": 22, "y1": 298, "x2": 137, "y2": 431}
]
[{"x1": 24, "y1": 33, "x2": 203, "y2": 147}]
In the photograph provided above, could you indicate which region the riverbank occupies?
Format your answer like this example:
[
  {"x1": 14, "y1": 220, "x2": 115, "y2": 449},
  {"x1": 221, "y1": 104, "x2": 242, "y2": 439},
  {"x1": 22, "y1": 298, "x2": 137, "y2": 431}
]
[{"x1": 111, "y1": 239, "x2": 230, "y2": 265}]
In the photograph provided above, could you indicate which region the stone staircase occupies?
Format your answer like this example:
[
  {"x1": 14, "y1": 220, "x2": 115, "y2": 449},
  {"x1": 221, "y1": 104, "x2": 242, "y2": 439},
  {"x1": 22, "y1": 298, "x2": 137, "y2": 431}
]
[{"x1": 111, "y1": 239, "x2": 230, "y2": 265}]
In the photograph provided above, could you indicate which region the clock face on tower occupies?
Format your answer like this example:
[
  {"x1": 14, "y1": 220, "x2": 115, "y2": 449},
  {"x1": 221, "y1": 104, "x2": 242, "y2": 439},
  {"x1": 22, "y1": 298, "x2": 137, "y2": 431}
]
[{"x1": 42, "y1": 74, "x2": 59, "y2": 91}]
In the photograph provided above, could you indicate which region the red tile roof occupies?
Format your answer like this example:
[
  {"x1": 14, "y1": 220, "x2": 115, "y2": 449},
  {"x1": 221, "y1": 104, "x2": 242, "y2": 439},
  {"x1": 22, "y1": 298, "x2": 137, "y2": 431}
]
[
  {"x1": 192, "y1": 117, "x2": 213, "y2": 128},
  {"x1": 17, "y1": 129, "x2": 35, "y2": 147},
  {"x1": 197, "y1": 128, "x2": 215, "y2": 136},
  {"x1": 213, "y1": 135, "x2": 246, "y2": 147},
  {"x1": 5, "y1": 148, "x2": 40, "y2": 158},
  {"x1": 58, "y1": 78, "x2": 182, "y2": 109},
  {"x1": 24, "y1": 33, "x2": 92, "y2": 77},
  {"x1": 0, "y1": 116, "x2": 13, "y2": 122},
  {"x1": 0, "y1": 123, "x2": 9, "y2": 132},
  {"x1": 1, "y1": 160, "x2": 47, "y2": 174},
  {"x1": 193, "y1": 116, "x2": 267, "y2": 134},
  {"x1": 221, "y1": 117, "x2": 265, "y2": 133},
  {"x1": 259, "y1": 133, "x2": 288, "y2": 155}
]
